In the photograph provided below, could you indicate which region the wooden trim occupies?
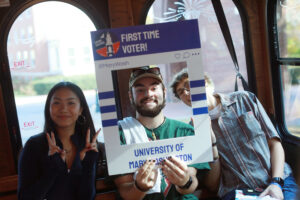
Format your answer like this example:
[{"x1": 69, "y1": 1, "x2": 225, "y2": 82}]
[
  {"x1": 0, "y1": 175, "x2": 118, "y2": 199},
  {"x1": 95, "y1": 191, "x2": 117, "y2": 200},
  {"x1": 108, "y1": 0, "x2": 134, "y2": 27},
  {"x1": 0, "y1": 84, "x2": 16, "y2": 178},
  {"x1": 96, "y1": 178, "x2": 116, "y2": 192},
  {"x1": 0, "y1": 175, "x2": 18, "y2": 193},
  {"x1": 107, "y1": 0, "x2": 149, "y2": 27},
  {"x1": 241, "y1": 0, "x2": 275, "y2": 114},
  {"x1": 0, "y1": 194, "x2": 17, "y2": 200}
]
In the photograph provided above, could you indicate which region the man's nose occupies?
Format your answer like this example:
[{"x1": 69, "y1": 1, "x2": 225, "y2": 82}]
[{"x1": 145, "y1": 89, "x2": 154, "y2": 97}]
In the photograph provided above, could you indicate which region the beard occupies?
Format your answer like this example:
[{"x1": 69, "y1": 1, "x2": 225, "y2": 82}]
[{"x1": 133, "y1": 97, "x2": 166, "y2": 117}]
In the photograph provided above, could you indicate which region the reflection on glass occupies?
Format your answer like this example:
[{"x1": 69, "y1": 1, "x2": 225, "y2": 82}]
[
  {"x1": 7, "y1": 2, "x2": 103, "y2": 144},
  {"x1": 281, "y1": 65, "x2": 300, "y2": 137},
  {"x1": 146, "y1": 0, "x2": 248, "y2": 93},
  {"x1": 277, "y1": 0, "x2": 300, "y2": 57}
]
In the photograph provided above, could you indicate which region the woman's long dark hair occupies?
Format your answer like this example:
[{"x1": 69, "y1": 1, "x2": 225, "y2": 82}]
[{"x1": 44, "y1": 82, "x2": 96, "y2": 142}]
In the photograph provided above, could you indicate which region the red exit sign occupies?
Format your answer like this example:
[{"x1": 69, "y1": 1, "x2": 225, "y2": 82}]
[
  {"x1": 10, "y1": 60, "x2": 31, "y2": 70},
  {"x1": 22, "y1": 121, "x2": 39, "y2": 131},
  {"x1": 24, "y1": 121, "x2": 35, "y2": 127}
]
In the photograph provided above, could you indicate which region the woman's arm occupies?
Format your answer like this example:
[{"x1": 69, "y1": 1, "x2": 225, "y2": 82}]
[
  {"x1": 78, "y1": 151, "x2": 98, "y2": 200},
  {"x1": 77, "y1": 129, "x2": 100, "y2": 200},
  {"x1": 18, "y1": 138, "x2": 63, "y2": 200}
]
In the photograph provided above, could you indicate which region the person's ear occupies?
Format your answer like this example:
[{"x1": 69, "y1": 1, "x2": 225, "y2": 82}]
[{"x1": 128, "y1": 91, "x2": 133, "y2": 104}]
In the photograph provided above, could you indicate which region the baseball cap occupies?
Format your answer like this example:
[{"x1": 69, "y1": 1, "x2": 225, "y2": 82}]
[{"x1": 129, "y1": 66, "x2": 163, "y2": 88}]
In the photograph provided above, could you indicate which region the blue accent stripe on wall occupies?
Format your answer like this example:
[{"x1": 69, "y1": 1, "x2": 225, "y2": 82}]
[
  {"x1": 190, "y1": 80, "x2": 205, "y2": 88},
  {"x1": 193, "y1": 107, "x2": 208, "y2": 115},
  {"x1": 98, "y1": 91, "x2": 115, "y2": 100},
  {"x1": 102, "y1": 119, "x2": 118, "y2": 127},
  {"x1": 100, "y1": 105, "x2": 116, "y2": 113},
  {"x1": 191, "y1": 93, "x2": 206, "y2": 101}
]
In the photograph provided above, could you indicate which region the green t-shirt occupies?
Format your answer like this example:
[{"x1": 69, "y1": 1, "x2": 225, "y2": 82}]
[
  {"x1": 119, "y1": 117, "x2": 195, "y2": 143},
  {"x1": 118, "y1": 118, "x2": 210, "y2": 200}
]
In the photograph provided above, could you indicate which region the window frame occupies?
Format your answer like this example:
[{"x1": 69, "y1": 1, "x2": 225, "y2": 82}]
[
  {"x1": 267, "y1": 0, "x2": 300, "y2": 144},
  {"x1": 140, "y1": 0, "x2": 257, "y2": 94},
  {"x1": 0, "y1": 0, "x2": 108, "y2": 169}
]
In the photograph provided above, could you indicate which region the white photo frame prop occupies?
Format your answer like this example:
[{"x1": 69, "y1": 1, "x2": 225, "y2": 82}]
[{"x1": 91, "y1": 19, "x2": 212, "y2": 175}]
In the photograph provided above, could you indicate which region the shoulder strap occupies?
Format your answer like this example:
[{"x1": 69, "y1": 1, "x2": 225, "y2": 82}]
[{"x1": 211, "y1": 0, "x2": 249, "y2": 91}]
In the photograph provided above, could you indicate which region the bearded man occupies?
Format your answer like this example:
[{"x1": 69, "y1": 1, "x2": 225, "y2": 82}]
[{"x1": 114, "y1": 66, "x2": 219, "y2": 200}]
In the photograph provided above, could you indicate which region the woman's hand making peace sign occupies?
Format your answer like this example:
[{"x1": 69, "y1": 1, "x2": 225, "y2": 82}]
[
  {"x1": 46, "y1": 129, "x2": 100, "y2": 162},
  {"x1": 79, "y1": 128, "x2": 100, "y2": 161},
  {"x1": 46, "y1": 132, "x2": 66, "y2": 161}
]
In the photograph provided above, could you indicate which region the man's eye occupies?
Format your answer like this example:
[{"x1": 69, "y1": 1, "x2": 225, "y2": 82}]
[
  {"x1": 184, "y1": 82, "x2": 190, "y2": 89},
  {"x1": 136, "y1": 89, "x2": 145, "y2": 93},
  {"x1": 177, "y1": 89, "x2": 183, "y2": 96}
]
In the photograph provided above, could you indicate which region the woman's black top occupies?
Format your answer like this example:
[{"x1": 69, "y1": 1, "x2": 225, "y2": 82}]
[{"x1": 18, "y1": 132, "x2": 98, "y2": 200}]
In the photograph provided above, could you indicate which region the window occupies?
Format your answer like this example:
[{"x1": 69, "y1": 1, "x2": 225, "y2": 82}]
[
  {"x1": 146, "y1": 0, "x2": 250, "y2": 93},
  {"x1": 30, "y1": 49, "x2": 35, "y2": 68},
  {"x1": 27, "y1": 26, "x2": 33, "y2": 38},
  {"x1": 23, "y1": 51, "x2": 28, "y2": 60},
  {"x1": 16, "y1": 51, "x2": 21, "y2": 60},
  {"x1": 68, "y1": 48, "x2": 75, "y2": 57},
  {"x1": 20, "y1": 28, "x2": 25, "y2": 40},
  {"x1": 49, "y1": 44, "x2": 60, "y2": 71},
  {"x1": 7, "y1": 1, "x2": 103, "y2": 145},
  {"x1": 13, "y1": 31, "x2": 19, "y2": 45},
  {"x1": 83, "y1": 47, "x2": 91, "y2": 63},
  {"x1": 268, "y1": 0, "x2": 300, "y2": 138}
]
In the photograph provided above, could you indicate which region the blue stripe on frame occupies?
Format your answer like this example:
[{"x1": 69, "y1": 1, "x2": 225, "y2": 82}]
[
  {"x1": 98, "y1": 91, "x2": 115, "y2": 100},
  {"x1": 100, "y1": 105, "x2": 116, "y2": 113},
  {"x1": 193, "y1": 107, "x2": 208, "y2": 115},
  {"x1": 191, "y1": 93, "x2": 206, "y2": 101},
  {"x1": 190, "y1": 80, "x2": 205, "y2": 88},
  {"x1": 102, "y1": 119, "x2": 118, "y2": 127}
]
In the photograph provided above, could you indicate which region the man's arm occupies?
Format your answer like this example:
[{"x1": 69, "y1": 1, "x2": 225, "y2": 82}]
[
  {"x1": 114, "y1": 160, "x2": 158, "y2": 200},
  {"x1": 269, "y1": 138, "x2": 285, "y2": 178},
  {"x1": 204, "y1": 148, "x2": 220, "y2": 191},
  {"x1": 259, "y1": 138, "x2": 285, "y2": 199},
  {"x1": 252, "y1": 93, "x2": 285, "y2": 199},
  {"x1": 175, "y1": 166, "x2": 199, "y2": 195},
  {"x1": 251, "y1": 93, "x2": 285, "y2": 179},
  {"x1": 114, "y1": 174, "x2": 147, "y2": 200},
  {"x1": 203, "y1": 128, "x2": 221, "y2": 192},
  {"x1": 162, "y1": 156, "x2": 199, "y2": 195}
]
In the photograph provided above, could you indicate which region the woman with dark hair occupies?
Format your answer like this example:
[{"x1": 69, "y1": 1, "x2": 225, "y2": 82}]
[{"x1": 18, "y1": 82, "x2": 100, "y2": 200}]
